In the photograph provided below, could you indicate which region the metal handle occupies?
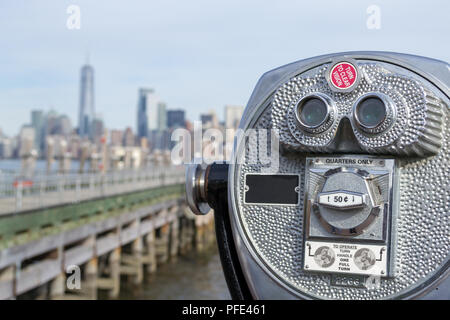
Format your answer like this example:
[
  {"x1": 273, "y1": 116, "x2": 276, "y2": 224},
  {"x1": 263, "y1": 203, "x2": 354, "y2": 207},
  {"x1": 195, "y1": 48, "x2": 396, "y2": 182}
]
[{"x1": 185, "y1": 162, "x2": 211, "y2": 215}]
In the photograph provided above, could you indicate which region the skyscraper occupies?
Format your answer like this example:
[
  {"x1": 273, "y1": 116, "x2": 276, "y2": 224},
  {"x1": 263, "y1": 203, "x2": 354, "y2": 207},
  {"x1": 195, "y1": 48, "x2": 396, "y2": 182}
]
[
  {"x1": 157, "y1": 102, "x2": 167, "y2": 131},
  {"x1": 78, "y1": 63, "x2": 95, "y2": 138},
  {"x1": 31, "y1": 110, "x2": 44, "y2": 153},
  {"x1": 137, "y1": 88, "x2": 152, "y2": 139},
  {"x1": 136, "y1": 88, "x2": 167, "y2": 139}
]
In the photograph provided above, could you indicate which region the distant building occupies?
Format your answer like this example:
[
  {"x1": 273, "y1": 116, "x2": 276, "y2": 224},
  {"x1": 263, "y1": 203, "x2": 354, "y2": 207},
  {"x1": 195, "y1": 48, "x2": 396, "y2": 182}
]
[
  {"x1": 136, "y1": 88, "x2": 169, "y2": 140},
  {"x1": 223, "y1": 105, "x2": 243, "y2": 161},
  {"x1": 91, "y1": 116, "x2": 104, "y2": 144},
  {"x1": 31, "y1": 110, "x2": 45, "y2": 154},
  {"x1": 123, "y1": 127, "x2": 135, "y2": 147},
  {"x1": 0, "y1": 137, "x2": 13, "y2": 159},
  {"x1": 224, "y1": 105, "x2": 243, "y2": 129},
  {"x1": 137, "y1": 88, "x2": 152, "y2": 139},
  {"x1": 149, "y1": 130, "x2": 171, "y2": 151},
  {"x1": 78, "y1": 63, "x2": 95, "y2": 139},
  {"x1": 200, "y1": 114, "x2": 213, "y2": 126},
  {"x1": 45, "y1": 110, "x2": 59, "y2": 136},
  {"x1": 157, "y1": 102, "x2": 167, "y2": 131},
  {"x1": 167, "y1": 109, "x2": 186, "y2": 128},
  {"x1": 18, "y1": 125, "x2": 35, "y2": 157},
  {"x1": 200, "y1": 110, "x2": 219, "y2": 129},
  {"x1": 167, "y1": 110, "x2": 186, "y2": 150},
  {"x1": 110, "y1": 129, "x2": 124, "y2": 146},
  {"x1": 44, "y1": 111, "x2": 72, "y2": 137},
  {"x1": 57, "y1": 115, "x2": 73, "y2": 136}
]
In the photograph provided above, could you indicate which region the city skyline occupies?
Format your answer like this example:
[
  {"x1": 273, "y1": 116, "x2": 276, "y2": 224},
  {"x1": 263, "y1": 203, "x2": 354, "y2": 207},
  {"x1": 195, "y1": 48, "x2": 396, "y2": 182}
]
[
  {"x1": 0, "y1": 59, "x2": 244, "y2": 161},
  {"x1": 0, "y1": 59, "x2": 242, "y2": 140}
]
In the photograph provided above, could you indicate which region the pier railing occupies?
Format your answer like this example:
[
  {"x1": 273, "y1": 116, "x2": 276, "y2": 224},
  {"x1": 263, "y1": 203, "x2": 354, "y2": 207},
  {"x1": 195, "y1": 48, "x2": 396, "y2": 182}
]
[{"x1": 0, "y1": 166, "x2": 185, "y2": 215}]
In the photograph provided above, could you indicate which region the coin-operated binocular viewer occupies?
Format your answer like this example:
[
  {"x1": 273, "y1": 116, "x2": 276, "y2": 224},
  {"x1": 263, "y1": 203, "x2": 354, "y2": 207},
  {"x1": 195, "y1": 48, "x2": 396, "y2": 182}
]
[{"x1": 186, "y1": 52, "x2": 449, "y2": 300}]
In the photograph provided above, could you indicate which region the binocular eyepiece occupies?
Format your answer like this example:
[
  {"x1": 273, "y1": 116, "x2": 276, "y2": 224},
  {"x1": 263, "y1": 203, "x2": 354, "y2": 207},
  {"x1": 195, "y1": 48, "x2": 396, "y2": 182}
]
[{"x1": 186, "y1": 52, "x2": 449, "y2": 300}]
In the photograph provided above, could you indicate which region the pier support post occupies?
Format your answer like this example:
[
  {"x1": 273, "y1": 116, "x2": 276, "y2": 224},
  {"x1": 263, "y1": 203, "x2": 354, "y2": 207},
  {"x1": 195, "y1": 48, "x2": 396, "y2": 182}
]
[
  {"x1": 97, "y1": 247, "x2": 121, "y2": 299},
  {"x1": 143, "y1": 230, "x2": 157, "y2": 275},
  {"x1": 195, "y1": 218, "x2": 205, "y2": 252},
  {"x1": 121, "y1": 237, "x2": 143, "y2": 285},
  {"x1": 155, "y1": 224, "x2": 170, "y2": 264},
  {"x1": 179, "y1": 219, "x2": 186, "y2": 255},
  {"x1": 49, "y1": 272, "x2": 66, "y2": 300},
  {"x1": 180, "y1": 218, "x2": 194, "y2": 255},
  {"x1": 132, "y1": 237, "x2": 144, "y2": 284},
  {"x1": 109, "y1": 248, "x2": 121, "y2": 298},
  {"x1": 169, "y1": 219, "x2": 179, "y2": 260},
  {"x1": 0, "y1": 266, "x2": 15, "y2": 300},
  {"x1": 83, "y1": 257, "x2": 98, "y2": 300}
]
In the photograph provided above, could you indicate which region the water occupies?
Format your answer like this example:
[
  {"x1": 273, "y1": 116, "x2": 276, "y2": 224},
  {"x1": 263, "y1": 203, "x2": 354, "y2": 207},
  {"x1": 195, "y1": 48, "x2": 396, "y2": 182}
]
[
  {"x1": 118, "y1": 247, "x2": 231, "y2": 300},
  {"x1": 0, "y1": 159, "x2": 81, "y2": 174}
]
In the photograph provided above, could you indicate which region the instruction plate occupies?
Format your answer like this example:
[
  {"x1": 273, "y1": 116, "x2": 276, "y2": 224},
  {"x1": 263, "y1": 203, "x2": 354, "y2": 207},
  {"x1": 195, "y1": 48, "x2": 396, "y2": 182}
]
[{"x1": 303, "y1": 241, "x2": 387, "y2": 277}]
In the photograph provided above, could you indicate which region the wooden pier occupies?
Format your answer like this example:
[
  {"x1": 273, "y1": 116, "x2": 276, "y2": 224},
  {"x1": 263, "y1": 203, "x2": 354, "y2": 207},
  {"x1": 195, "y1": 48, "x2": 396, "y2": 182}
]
[{"x1": 0, "y1": 173, "x2": 216, "y2": 300}]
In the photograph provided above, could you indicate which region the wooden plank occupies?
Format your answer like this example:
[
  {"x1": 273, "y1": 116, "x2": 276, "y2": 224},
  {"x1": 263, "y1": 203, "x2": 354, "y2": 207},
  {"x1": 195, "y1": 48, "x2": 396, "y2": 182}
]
[
  {"x1": 63, "y1": 245, "x2": 95, "y2": 269},
  {"x1": 139, "y1": 220, "x2": 154, "y2": 236},
  {"x1": 96, "y1": 235, "x2": 119, "y2": 256},
  {"x1": 120, "y1": 225, "x2": 139, "y2": 245},
  {"x1": 0, "y1": 234, "x2": 62, "y2": 269},
  {"x1": 16, "y1": 260, "x2": 61, "y2": 295}
]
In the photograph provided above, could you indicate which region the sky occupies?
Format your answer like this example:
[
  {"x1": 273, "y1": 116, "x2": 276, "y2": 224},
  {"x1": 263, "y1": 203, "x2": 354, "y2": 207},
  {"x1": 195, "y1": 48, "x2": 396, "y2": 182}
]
[{"x1": 0, "y1": 0, "x2": 448, "y2": 136}]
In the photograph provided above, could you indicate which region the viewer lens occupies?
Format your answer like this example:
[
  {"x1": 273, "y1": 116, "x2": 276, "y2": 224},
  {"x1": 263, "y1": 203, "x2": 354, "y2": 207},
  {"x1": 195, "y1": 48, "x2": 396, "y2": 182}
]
[
  {"x1": 356, "y1": 97, "x2": 386, "y2": 128},
  {"x1": 299, "y1": 98, "x2": 328, "y2": 128}
]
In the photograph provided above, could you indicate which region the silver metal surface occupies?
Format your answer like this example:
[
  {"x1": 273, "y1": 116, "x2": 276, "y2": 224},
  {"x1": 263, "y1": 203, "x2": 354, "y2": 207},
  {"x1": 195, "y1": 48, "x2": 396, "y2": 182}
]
[
  {"x1": 273, "y1": 61, "x2": 444, "y2": 156},
  {"x1": 185, "y1": 162, "x2": 210, "y2": 215},
  {"x1": 228, "y1": 52, "x2": 449, "y2": 299}
]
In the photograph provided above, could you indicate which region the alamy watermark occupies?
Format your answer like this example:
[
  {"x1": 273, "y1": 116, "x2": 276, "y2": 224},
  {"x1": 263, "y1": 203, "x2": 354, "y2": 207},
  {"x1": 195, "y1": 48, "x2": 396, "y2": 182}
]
[
  {"x1": 66, "y1": 265, "x2": 81, "y2": 290},
  {"x1": 170, "y1": 122, "x2": 280, "y2": 172},
  {"x1": 366, "y1": 5, "x2": 381, "y2": 30},
  {"x1": 66, "y1": 5, "x2": 81, "y2": 30}
]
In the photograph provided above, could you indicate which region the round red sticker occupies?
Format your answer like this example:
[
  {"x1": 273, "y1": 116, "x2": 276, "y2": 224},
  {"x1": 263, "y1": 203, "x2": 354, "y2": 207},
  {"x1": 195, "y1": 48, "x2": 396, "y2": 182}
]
[{"x1": 329, "y1": 62, "x2": 358, "y2": 90}]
